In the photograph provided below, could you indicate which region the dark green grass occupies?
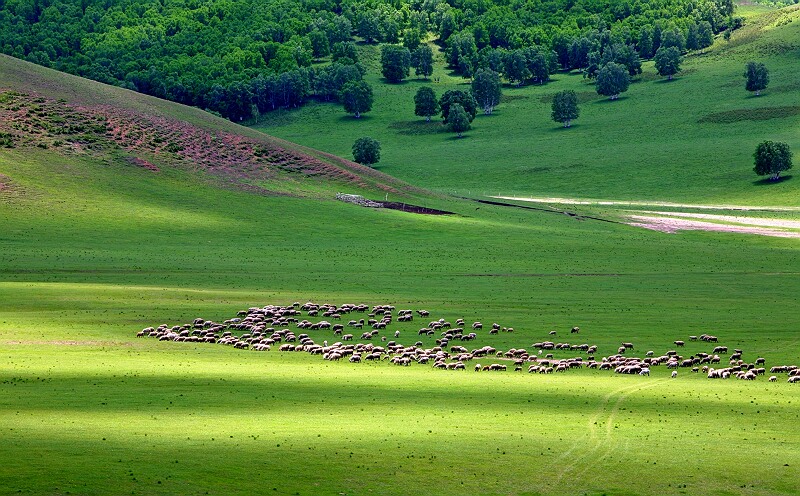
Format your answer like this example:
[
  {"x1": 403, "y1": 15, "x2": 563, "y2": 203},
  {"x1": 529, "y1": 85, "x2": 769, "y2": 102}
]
[{"x1": 254, "y1": 5, "x2": 800, "y2": 205}]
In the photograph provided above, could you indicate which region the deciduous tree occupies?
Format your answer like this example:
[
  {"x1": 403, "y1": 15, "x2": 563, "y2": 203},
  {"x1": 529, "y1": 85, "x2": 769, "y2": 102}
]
[
  {"x1": 340, "y1": 80, "x2": 373, "y2": 118},
  {"x1": 754, "y1": 141, "x2": 792, "y2": 181},
  {"x1": 380, "y1": 44, "x2": 411, "y2": 83},
  {"x1": 448, "y1": 103, "x2": 471, "y2": 137},
  {"x1": 352, "y1": 136, "x2": 381, "y2": 165},
  {"x1": 414, "y1": 87, "x2": 439, "y2": 122},
  {"x1": 471, "y1": 68, "x2": 502, "y2": 115},
  {"x1": 551, "y1": 89, "x2": 579, "y2": 127},
  {"x1": 744, "y1": 61, "x2": 769, "y2": 96},
  {"x1": 595, "y1": 62, "x2": 629, "y2": 100},
  {"x1": 654, "y1": 46, "x2": 682, "y2": 80}
]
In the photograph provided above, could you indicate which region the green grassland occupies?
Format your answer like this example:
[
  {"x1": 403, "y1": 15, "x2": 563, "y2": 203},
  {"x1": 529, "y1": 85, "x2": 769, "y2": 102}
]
[
  {"x1": 2, "y1": 6, "x2": 800, "y2": 496},
  {"x1": 256, "y1": 5, "x2": 800, "y2": 206}
]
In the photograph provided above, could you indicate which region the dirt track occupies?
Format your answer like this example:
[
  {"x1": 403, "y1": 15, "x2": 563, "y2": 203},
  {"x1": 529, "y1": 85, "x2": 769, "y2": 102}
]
[{"x1": 491, "y1": 196, "x2": 800, "y2": 238}]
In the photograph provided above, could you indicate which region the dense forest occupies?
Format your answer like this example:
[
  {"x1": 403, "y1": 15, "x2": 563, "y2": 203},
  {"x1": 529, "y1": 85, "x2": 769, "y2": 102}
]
[{"x1": 0, "y1": 0, "x2": 743, "y2": 121}]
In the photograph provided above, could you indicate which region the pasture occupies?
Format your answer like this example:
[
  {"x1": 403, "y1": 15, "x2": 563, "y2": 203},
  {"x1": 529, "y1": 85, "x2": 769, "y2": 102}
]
[{"x1": 2, "y1": 5, "x2": 800, "y2": 495}]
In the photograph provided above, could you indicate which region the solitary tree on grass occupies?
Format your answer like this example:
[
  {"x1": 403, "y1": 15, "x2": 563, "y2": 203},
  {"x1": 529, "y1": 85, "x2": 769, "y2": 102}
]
[
  {"x1": 744, "y1": 62, "x2": 769, "y2": 96},
  {"x1": 595, "y1": 62, "x2": 630, "y2": 100},
  {"x1": 414, "y1": 86, "x2": 439, "y2": 122},
  {"x1": 753, "y1": 141, "x2": 792, "y2": 181},
  {"x1": 352, "y1": 136, "x2": 381, "y2": 166},
  {"x1": 411, "y1": 45, "x2": 434, "y2": 79},
  {"x1": 654, "y1": 46, "x2": 682, "y2": 80},
  {"x1": 340, "y1": 80, "x2": 373, "y2": 118},
  {"x1": 448, "y1": 103, "x2": 470, "y2": 138},
  {"x1": 551, "y1": 90, "x2": 579, "y2": 128}
]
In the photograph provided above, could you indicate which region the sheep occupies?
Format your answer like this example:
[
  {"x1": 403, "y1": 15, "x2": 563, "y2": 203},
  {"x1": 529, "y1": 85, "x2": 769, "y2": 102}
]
[
  {"x1": 571, "y1": 326, "x2": 580, "y2": 334},
  {"x1": 769, "y1": 376, "x2": 777, "y2": 382},
  {"x1": 674, "y1": 340, "x2": 685, "y2": 347},
  {"x1": 789, "y1": 376, "x2": 800, "y2": 384},
  {"x1": 671, "y1": 371, "x2": 678, "y2": 378}
]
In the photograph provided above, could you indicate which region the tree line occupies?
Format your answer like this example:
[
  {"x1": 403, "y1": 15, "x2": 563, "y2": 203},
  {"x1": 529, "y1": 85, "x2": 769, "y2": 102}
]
[{"x1": 0, "y1": 0, "x2": 740, "y2": 121}]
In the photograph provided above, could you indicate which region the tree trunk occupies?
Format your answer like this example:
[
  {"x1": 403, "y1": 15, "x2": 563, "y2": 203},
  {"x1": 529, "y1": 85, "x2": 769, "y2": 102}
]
[
  {"x1": 355, "y1": 111, "x2": 360, "y2": 118},
  {"x1": 756, "y1": 90, "x2": 760, "y2": 96},
  {"x1": 426, "y1": 115, "x2": 430, "y2": 122},
  {"x1": 565, "y1": 120, "x2": 571, "y2": 128}
]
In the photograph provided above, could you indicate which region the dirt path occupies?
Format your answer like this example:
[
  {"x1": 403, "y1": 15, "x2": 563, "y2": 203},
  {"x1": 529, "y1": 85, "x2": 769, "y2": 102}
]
[
  {"x1": 492, "y1": 196, "x2": 800, "y2": 238},
  {"x1": 491, "y1": 196, "x2": 800, "y2": 212}
]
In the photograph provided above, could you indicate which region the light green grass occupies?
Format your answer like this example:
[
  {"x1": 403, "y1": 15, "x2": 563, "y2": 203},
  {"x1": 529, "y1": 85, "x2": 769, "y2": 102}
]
[{"x1": 255, "y1": 5, "x2": 800, "y2": 206}]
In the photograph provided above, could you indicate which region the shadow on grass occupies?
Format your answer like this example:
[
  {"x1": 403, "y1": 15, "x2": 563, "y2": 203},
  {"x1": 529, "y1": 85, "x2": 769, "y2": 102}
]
[
  {"x1": 653, "y1": 77, "x2": 680, "y2": 84},
  {"x1": 752, "y1": 175, "x2": 792, "y2": 186},
  {"x1": 337, "y1": 114, "x2": 375, "y2": 123},
  {"x1": 548, "y1": 123, "x2": 583, "y2": 132},
  {"x1": 445, "y1": 134, "x2": 469, "y2": 141},
  {"x1": 593, "y1": 95, "x2": 629, "y2": 104}
]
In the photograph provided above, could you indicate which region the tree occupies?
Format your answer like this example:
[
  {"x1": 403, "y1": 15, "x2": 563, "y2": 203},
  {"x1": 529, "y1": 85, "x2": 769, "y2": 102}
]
[
  {"x1": 332, "y1": 41, "x2": 359, "y2": 64},
  {"x1": 309, "y1": 30, "x2": 330, "y2": 59},
  {"x1": 356, "y1": 11, "x2": 381, "y2": 43},
  {"x1": 439, "y1": 89, "x2": 477, "y2": 123},
  {"x1": 448, "y1": 103, "x2": 470, "y2": 137},
  {"x1": 637, "y1": 26, "x2": 654, "y2": 59},
  {"x1": 654, "y1": 46, "x2": 682, "y2": 80},
  {"x1": 685, "y1": 22, "x2": 699, "y2": 51},
  {"x1": 414, "y1": 86, "x2": 439, "y2": 122},
  {"x1": 380, "y1": 44, "x2": 411, "y2": 83},
  {"x1": 471, "y1": 68, "x2": 502, "y2": 115},
  {"x1": 551, "y1": 89, "x2": 579, "y2": 128},
  {"x1": 697, "y1": 21, "x2": 714, "y2": 49},
  {"x1": 411, "y1": 45, "x2": 434, "y2": 79},
  {"x1": 503, "y1": 49, "x2": 531, "y2": 86},
  {"x1": 660, "y1": 27, "x2": 685, "y2": 51},
  {"x1": 340, "y1": 80, "x2": 373, "y2": 118},
  {"x1": 352, "y1": 136, "x2": 381, "y2": 165},
  {"x1": 595, "y1": 62, "x2": 630, "y2": 100},
  {"x1": 744, "y1": 62, "x2": 769, "y2": 96},
  {"x1": 753, "y1": 141, "x2": 792, "y2": 181}
]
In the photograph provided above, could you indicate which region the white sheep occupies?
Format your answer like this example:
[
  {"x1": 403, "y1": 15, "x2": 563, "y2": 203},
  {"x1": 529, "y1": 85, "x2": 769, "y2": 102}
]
[{"x1": 671, "y1": 371, "x2": 678, "y2": 378}]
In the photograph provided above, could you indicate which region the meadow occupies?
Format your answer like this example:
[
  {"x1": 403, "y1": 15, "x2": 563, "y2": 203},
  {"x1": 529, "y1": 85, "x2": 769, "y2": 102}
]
[{"x1": 2, "y1": 4, "x2": 800, "y2": 496}]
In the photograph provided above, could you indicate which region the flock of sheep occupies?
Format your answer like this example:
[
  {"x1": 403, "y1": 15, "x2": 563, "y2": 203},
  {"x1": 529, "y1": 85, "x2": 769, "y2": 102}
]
[{"x1": 136, "y1": 302, "x2": 800, "y2": 383}]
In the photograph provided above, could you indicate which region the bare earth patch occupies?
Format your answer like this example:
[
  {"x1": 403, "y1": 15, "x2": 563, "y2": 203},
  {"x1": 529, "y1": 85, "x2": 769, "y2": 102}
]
[
  {"x1": 628, "y1": 215, "x2": 800, "y2": 238},
  {"x1": 491, "y1": 196, "x2": 800, "y2": 238}
]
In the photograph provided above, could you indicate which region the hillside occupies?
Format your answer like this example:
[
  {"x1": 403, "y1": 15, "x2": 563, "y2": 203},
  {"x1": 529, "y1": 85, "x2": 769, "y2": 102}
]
[
  {"x1": 256, "y1": 4, "x2": 800, "y2": 206},
  {"x1": 0, "y1": 54, "x2": 426, "y2": 200}
]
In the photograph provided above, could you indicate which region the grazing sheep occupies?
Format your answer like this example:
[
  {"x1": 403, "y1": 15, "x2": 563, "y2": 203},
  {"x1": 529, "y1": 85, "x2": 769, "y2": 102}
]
[
  {"x1": 674, "y1": 340, "x2": 685, "y2": 347},
  {"x1": 769, "y1": 376, "x2": 777, "y2": 382},
  {"x1": 671, "y1": 371, "x2": 678, "y2": 378},
  {"x1": 789, "y1": 376, "x2": 800, "y2": 384}
]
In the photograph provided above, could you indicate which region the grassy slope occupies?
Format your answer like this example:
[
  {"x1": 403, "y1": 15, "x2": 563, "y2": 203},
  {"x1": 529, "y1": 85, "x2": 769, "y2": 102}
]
[
  {"x1": 255, "y1": 5, "x2": 800, "y2": 205},
  {"x1": 1, "y1": 9, "x2": 800, "y2": 495}
]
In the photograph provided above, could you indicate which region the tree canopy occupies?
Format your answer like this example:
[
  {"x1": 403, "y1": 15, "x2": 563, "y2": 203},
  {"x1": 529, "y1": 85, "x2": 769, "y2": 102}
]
[
  {"x1": 439, "y1": 90, "x2": 477, "y2": 124},
  {"x1": 753, "y1": 141, "x2": 792, "y2": 181},
  {"x1": 448, "y1": 103, "x2": 471, "y2": 138},
  {"x1": 414, "y1": 87, "x2": 439, "y2": 122},
  {"x1": 744, "y1": 62, "x2": 769, "y2": 96},
  {"x1": 551, "y1": 90, "x2": 580, "y2": 128},
  {"x1": 380, "y1": 44, "x2": 411, "y2": 83},
  {"x1": 654, "y1": 46, "x2": 683, "y2": 80},
  {"x1": 352, "y1": 136, "x2": 381, "y2": 166},
  {"x1": 341, "y1": 80, "x2": 373, "y2": 118},
  {"x1": 471, "y1": 69, "x2": 502, "y2": 115},
  {"x1": 595, "y1": 62, "x2": 630, "y2": 100}
]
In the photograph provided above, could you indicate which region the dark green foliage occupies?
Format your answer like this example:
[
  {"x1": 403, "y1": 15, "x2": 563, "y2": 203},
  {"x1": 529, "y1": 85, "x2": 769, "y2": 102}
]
[
  {"x1": 439, "y1": 90, "x2": 477, "y2": 124},
  {"x1": 504, "y1": 50, "x2": 531, "y2": 86},
  {"x1": 753, "y1": 141, "x2": 792, "y2": 180},
  {"x1": 0, "y1": 0, "x2": 730, "y2": 121},
  {"x1": 380, "y1": 45, "x2": 411, "y2": 83},
  {"x1": 595, "y1": 62, "x2": 630, "y2": 100},
  {"x1": 340, "y1": 80, "x2": 373, "y2": 118},
  {"x1": 411, "y1": 45, "x2": 434, "y2": 79},
  {"x1": 313, "y1": 63, "x2": 365, "y2": 102},
  {"x1": 352, "y1": 136, "x2": 381, "y2": 165},
  {"x1": 654, "y1": 46, "x2": 683, "y2": 80},
  {"x1": 448, "y1": 103, "x2": 471, "y2": 137},
  {"x1": 414, "y1": 87, "x2": 439, "y2": 122},
  {"x1": 332, "y1": 42, "x2": 360, "y2": 65},
  {"x1": 698, "y1": 21, "x2": 714, "y2": 49},
  {"x1": 744, "y1": 62, "x2": 769, "y2": 96},
  {"x1": 551, "y1": 90, "x2": 579, "y2": 128},
  {"x1": 0, "y1": 132, "x2": 14, "y2": 148},
  {"x1": 471, "y1": 69, "x2": 502, "y2": 115},
  {"x1": 357, "y1": 11, "x2": 382, "y2": 43}
]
